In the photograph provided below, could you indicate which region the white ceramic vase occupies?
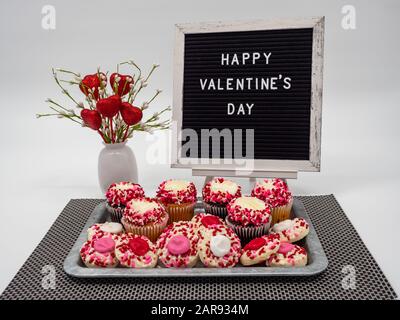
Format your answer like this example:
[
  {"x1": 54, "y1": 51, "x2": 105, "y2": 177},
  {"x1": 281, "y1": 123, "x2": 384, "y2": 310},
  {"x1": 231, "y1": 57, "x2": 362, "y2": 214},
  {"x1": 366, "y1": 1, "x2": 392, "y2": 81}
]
[{"x1": 98, "y1": 142, "x2": 138, "y2": 193}]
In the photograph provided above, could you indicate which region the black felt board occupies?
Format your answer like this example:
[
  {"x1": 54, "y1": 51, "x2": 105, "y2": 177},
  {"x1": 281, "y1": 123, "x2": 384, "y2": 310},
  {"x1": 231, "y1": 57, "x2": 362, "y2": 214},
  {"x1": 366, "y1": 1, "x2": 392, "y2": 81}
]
[{"x1": 181, "y1": 28, "x2": 313, "y2": 160}]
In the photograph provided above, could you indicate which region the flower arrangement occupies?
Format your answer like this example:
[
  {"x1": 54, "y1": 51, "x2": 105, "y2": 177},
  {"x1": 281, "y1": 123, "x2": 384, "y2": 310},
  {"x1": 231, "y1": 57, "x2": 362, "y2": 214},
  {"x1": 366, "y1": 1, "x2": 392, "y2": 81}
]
[{"x1": 37, "y1": 60, "x2": 171, "y2": 143}]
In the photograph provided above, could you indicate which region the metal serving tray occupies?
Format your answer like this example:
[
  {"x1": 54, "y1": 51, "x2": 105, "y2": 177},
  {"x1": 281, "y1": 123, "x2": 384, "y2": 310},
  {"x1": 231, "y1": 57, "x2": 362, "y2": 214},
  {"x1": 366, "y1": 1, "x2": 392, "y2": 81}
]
[{"x1": 64, "y1": 198, "x2": 328, "y2": 278}]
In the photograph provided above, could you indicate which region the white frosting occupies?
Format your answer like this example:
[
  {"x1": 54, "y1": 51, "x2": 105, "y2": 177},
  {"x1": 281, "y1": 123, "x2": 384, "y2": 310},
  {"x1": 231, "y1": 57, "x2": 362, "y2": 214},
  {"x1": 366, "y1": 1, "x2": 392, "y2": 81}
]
[
  {"x1": 259, "y1": 179, "x2": 275, "y2": 190},
  {"x1": 100, "y1": 222, "x2": 123, "y2": 234},
  {"x1": 129, "y1": 199, "x2": 159, "y2": 213},
  {"x1": 164, "y1": 180, "x2": 190, "y2": 191},
  {"x1": 272, "y1": 219, "x2": 295, "y2": 233},
  {"x1": 233, "y1": 197, "x2": 265, "y2": 210},
  {"x1": 115, "y1": 183, "x2": 134, "y2": 190},
  {"x1": 210, "y1": 235, "x2": 231, "y2": 257},
  {"x1": 210, "y1": 179, "x2": 238, "y2": 194}
]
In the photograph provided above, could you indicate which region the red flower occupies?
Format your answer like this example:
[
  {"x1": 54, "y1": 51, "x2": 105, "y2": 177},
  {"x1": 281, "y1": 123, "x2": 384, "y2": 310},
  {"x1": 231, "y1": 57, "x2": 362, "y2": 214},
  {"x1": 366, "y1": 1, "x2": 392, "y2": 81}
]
[
  {"x1": 96, "y1": 95, "x2": 121, "y2": 118},
  {"x1": 79, "y1": 73, "x2": 106, "y2": 100},
  {"x1": 120, "y1": 102, "x2": 143, "y2": 126},
  {"x1": 110, "y1": 73, "x2": 133, "y2": 97},
  {"x1": 80, "y1": 109, "x2": 102, "y2": 130}
]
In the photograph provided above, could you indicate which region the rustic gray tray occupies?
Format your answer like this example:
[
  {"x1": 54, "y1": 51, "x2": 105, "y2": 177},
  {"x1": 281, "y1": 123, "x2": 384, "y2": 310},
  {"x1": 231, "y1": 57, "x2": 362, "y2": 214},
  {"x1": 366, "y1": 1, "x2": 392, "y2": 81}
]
[{"x1": 64, "y1": 198, "x2": 328, "y2": 277}]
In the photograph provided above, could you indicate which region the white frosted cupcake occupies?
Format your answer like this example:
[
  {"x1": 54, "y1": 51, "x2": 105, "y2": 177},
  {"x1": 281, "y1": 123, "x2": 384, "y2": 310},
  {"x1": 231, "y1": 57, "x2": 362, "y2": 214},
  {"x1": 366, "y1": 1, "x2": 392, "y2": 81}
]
[
  {"x1": 105, "y1": 182, "x2": 145, "y2": 222},
  {"x1": 202, "y1": 178, "x2": 241, "y2": 218},
  {"x1": 156, "y1": 179, "x2": 197, "y2": 223},
  {"x1": 226, "y1": 196, "x2": 271, "y2": 243},
  {"x1": 121, "y1": 197, "x2": 169, "y2": 242},
  {"x1": 251, "y1": 178, "x2": 293, "y2": 225}
]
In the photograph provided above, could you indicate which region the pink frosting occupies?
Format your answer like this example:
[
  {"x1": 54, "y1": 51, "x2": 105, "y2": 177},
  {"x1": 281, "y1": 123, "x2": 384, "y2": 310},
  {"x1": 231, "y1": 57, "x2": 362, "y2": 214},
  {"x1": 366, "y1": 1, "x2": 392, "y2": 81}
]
[
  {"x1": 167, "y1": 235, "x2": 190, "y2": 255},
  {"x1": 278, "y1": 242, "x2": 295, "y2": 255},
  {"x1": 94, "y1": 237, "x2": 115, "y2": 253}
]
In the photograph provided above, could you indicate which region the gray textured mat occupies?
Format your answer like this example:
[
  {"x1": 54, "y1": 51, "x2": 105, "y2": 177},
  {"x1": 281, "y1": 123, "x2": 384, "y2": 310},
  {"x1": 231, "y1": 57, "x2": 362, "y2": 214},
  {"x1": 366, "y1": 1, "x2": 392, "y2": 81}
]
[{"x1": 0, "y1": 195, "x2": 396, "y2": 300}]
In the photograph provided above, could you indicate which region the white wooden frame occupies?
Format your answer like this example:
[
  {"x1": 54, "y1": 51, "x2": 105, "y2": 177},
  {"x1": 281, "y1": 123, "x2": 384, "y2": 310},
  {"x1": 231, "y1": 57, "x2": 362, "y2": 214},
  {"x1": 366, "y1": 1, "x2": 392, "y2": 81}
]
[{"x1": 171, "y1": 17, "x2": 324, "y2": 176}]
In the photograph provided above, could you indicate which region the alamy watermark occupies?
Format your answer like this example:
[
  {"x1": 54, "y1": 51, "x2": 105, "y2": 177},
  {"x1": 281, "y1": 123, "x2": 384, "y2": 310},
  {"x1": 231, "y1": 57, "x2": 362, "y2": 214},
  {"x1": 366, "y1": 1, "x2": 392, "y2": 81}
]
[
  {"x1": 341, "y1": 265, "x2": 357, "y2": 290},
  {"x1": 341, "y1": 5, "x2": 356, "y2": 30},
  {"x1": 41, "y1": 5, "x2": 56, "y2": 30},
  {"x1": 41, "y1": 264, "x2": 56, "y2": 290}
]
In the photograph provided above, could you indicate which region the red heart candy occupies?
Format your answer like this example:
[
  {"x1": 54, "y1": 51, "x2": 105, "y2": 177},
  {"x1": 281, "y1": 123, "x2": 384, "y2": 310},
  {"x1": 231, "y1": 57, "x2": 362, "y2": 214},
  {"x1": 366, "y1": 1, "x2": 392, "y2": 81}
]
[
  {"x1": 128, "y1": 237, "x2": 149, "y2": 256},
  {"x1": 96, "y1": 95, "x2": 121, "y2": 118},
  {"x1": 110, "y1": 73, "x2": 133, "y2": 97},
  {"x1": 120, "y1": 102, "x2": 143, "y2": 126},
  {"x1": 80, "y1": 109, "x2": 102, "y2": 130},
  {"x1": 201, "y1": 215, "x2": 222, "y2": 228},
  {"x1": 243, "y1": 237, "x2": 266, "y2": 251},
  {"x1": 79, "y1": 73, "x2": 106, "y2": 100}
]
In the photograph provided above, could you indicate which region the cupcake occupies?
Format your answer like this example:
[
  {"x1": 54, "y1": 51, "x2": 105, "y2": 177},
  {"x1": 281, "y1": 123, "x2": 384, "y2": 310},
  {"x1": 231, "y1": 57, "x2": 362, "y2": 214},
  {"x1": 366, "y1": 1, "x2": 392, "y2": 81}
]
[
  {"x1": 156, "y1": 221, "x2": 199, "y2": 268},
  {"x1": 226, "y1": 196, "x2": 271, "y2": 243},
  {"x1": 121, "y1": 197, "x2": 169, "y2": 242},
  {"x1": 202, "y1": 177, "x2": 241, "y2": 218},
  {"x1": 115, "y1": 233, "x2": 158, "y2": 268},
  {"x1": 87, "y1": 222, "x2": 123, "y2": 241},
  {"x1": 105, "y1": 181, "x2": 145, "y2": 222},
  {"x1": 80, "y1": 237, "x2": 119, "y2": 268},
  {"x1": 156, "y1": 179, "x2": 197, "y2": 223},
  {"x1": 197, "y1": 224, "x2": 241, "y2": 268},
  {"x1": 251, "y1": 178, "x2": 293, "y2": 225}
]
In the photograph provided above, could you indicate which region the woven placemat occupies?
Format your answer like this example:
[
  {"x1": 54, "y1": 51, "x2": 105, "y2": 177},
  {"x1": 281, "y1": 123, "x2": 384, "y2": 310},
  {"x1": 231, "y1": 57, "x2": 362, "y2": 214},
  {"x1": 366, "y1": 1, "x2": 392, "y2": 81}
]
[{"x1": 0, "y1": 195, "x2": 396, "y2": 300}]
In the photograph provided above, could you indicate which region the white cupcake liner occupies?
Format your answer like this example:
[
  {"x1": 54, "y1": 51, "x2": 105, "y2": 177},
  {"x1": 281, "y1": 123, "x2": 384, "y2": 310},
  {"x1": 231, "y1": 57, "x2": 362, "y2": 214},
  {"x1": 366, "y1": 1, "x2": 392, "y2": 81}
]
[
  {"x1": 225, "y1": 216, "x2": 270, "y2": 244},
  {"x1": 105, "y1": 202, "x2": 125, "y2": 223},
  {"x1": 202, "y1": 202, "x2": 228, "y2": 218}
]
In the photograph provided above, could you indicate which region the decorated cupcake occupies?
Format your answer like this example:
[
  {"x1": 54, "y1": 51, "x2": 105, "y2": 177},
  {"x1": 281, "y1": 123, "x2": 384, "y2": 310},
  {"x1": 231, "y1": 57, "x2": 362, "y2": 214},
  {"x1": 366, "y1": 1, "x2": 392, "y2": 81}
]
[
  {"x1": 156, "y1": 221, "x2": 199, "y2": 268},
  {"x1": 251, "y1": 178, "x2": 293, "y2": 225},
  {"x1": 226, "y1": 196, "x2": 271, "y2": 243},
  {"x1": 115, "y1": 233, "x2": 158, "y2": 268},
  {"x1": 156, "y1": 179, "x2": 197, "y2": 223},
  {"x1": 121, "y1": 197, "x2": 169, "y2": 242},
  {"x1": 87, "y1": 222, "x2": 123, "y2": 241},
  {"x1": 105, "y1": 181, "x2": 145, "y2": 222},
  {"x1": 202, "y1": 177, "x2": 241, "y2": 218},
  {"x1": 80, "y1": 237, "x2": 119, "y2": 268},
  {"x1": 197, "y1": 224, "x2": 241, "y2": 268},
  {"x1": 267, "y1": 243, "x2": 308, "y2": 267}
]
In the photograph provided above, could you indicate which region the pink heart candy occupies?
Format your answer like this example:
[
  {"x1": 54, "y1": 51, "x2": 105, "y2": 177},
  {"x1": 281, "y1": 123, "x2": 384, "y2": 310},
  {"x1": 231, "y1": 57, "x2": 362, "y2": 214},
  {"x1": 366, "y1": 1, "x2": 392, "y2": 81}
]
[
  {"x1": 94, "y1": 237, "x2": 115, "y2": 253},
  {"x1": 167, "y1": 235, "x2": 190, "y2": 255},
  {"x1": 278, "y1": 242, "x2": 295, "y2": 255}
]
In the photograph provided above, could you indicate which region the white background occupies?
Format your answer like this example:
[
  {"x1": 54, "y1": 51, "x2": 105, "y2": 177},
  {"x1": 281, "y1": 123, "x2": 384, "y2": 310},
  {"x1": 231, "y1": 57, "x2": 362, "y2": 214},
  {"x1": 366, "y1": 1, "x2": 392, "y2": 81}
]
[{"x1": 0, "y1": 0, "x2": 399, "y2": 297}]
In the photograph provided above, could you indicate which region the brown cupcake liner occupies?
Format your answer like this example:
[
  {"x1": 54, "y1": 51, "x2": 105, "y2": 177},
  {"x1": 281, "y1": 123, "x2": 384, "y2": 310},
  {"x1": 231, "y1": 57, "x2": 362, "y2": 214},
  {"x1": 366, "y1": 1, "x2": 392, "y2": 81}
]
[
  {"x1": 202, "y1": 202, "x2": 228, "y2": 218},
  {"x1": 121, "y1": 213, "x2": 169, "y2": 242},
  {"x1": 105, "y1": 202, "x2": 125, "y2": 223},
  {"x1": 225, "y1": 216, "x2": 270, "y2": 244},
  {"x1": 270, "y1": 199, "x2": 293, "y2": 226},
  {"x1": 165, "y1": 202, "x2": 195, "y2": 223}
]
